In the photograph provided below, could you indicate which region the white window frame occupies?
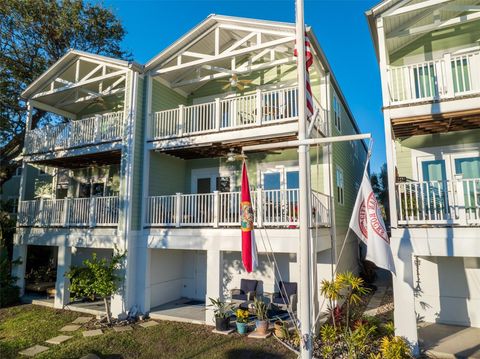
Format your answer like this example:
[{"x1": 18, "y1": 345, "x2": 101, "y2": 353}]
[
  {"x1": 336, "y1": 165, "x2": 344, "y2": 205},
  {"x1": 191, "y1": 167, "x2": 232, "y2": 193},
  {"x1": 333, "y1": 95, "x2": 342, "y2": 133},
  {"x1": 259, "y1": 165, "x2": 299, "y2": 190}
]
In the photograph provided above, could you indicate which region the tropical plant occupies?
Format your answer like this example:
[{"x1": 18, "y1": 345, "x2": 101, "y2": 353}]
[
  {"x1": 343, "y1": 324, "x2": 378, "y2": 358},
  {"x1": 382, "y1": 321, "x2": 396, "y2": 337},
  {"x1": 235, "y1": 308, "x2": 249, "y2": 324},
  {"x1": 208, "y1": 297, "x2": 233, "y2": 319},
  {"x1": 320, "y1": 277, "x2": 343, "y2": 329},
  {"x1": 253, "y1": 297, "x2": 268, "y2": 321},
  {"x1": 337, "y1": 271, "x2": 370, "y2": 328},
  {"x1": 66, "y1": 249, "x2": 126, "y2": 324},
  {"x1": 274, "y1": 317, "x2": 291, "y2": 340},
  {"x1": 380, "y1": 336, "x2": 412, "y2": 359},
  {"x1": 319, "y1": 324, "x2": 337, "y2": 358}
]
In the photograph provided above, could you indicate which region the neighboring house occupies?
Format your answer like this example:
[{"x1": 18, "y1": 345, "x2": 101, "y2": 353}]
[
  {"x1": 367, "y1": 0, "x2": 480, "y2": 354},
  {"x1": 12, "y1": 15, "x2": 367, "y2": 324}
]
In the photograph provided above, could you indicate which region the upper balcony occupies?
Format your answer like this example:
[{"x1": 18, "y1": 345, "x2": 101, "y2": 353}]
[
  {"x1": 388, "y1": 49, "x2": 480, "y2": 107},
  {"x1": 148, "y1": 86, "x2": 326, "y2": 152},
  {"x1": 24, "y1": 111, "x2": 124, "y2": 156}
]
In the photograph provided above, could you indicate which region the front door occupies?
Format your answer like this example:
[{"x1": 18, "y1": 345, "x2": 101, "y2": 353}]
[{"x1": 419, "y1": 159, "x2": 449, "y2": 218}]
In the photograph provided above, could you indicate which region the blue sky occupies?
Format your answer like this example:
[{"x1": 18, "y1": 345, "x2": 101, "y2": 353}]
[{"x1": 100, "y1": 0, "x2": 385, "y2": 173}]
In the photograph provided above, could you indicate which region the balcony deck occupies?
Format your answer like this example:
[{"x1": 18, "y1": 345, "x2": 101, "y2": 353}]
[
  {"x1": 396, "y1": 178, "x2": 480, "y2": 226},
  {"x1": 147, "y1": 86, "x2": 326, "y2": 155},
  {"x1": 23, "y1": 111, "x2": 124, "y2": 160}
]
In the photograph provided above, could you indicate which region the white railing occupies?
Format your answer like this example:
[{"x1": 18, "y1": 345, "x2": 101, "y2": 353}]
[
  {"x1": 387, "y1": 50, "x2": 480, "y2": 104},
  {"x1": 150, "y1": 86, "x2": 326, "y2": 139},
  {"x1": 24, "y1": 111, "x2": 124, "y2": 154},
  {"x1": 145, "y1": 189, "x2": 330, "y2": 228},
  {"x1": 17, "y1": 196, "x2": 119, "y2": 228},
  {"x1": 396, "y1": 178, "x2": 480, "y2": 225}
]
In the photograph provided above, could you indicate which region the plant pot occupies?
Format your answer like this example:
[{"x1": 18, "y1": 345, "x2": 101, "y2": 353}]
[
  {"x1": 236, "y1": 322, "x2": 248, "y2": 334},
  {"x1": 274, "y1": 321, "x2": 285, "y2": 338},
  {"x1": 255, "y1": 320, "x2": 269, "y2": 335},
  {"x1": 215, "y1": 316, "x2": 230, "y2": 331}
]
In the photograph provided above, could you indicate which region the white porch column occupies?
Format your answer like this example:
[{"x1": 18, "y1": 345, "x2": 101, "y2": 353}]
[
  {"x1": 11, "y1": 242, "x2": 27, "y2": 296},
  {"x1": 391, "y1": 233, "x2": 419, "y2": 356},
  {"x1": 205, "y1": 249, "x2": 223, "y2": 326},
  {"x1": 135, "y1": 243, "x2": 151, "y2": 315},
  {"x1": 54, "y1": 245, "x2": 72, "y2": 308}
]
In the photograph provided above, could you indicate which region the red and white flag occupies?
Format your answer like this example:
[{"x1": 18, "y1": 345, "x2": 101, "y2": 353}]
[
  {"x1": 349, "y1": 172, "x2": 396, "y2": 274},
  {"x1": 294, "y1": 33, "x2": 314, "y2": 118},
  {"x1": 240, "y1": 161, "x2": 257, "y2": 273}
]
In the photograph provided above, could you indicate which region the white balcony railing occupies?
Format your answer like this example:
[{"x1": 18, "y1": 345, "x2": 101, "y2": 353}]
[
  {"x1": 17, "y1": 196, "x2": 119, "y2": 227},
  {"x1": 24, "y1": 111, "x2": 124, "y2": 155},
  {"x1": 150, "y1": 86, "x2": 326, "y2": 139},
  {"x1": 145, "y1": 189, "x2": 330, "y2": 228},
  {"x1": 387, "y1": 50, "x2": 480, "y2": 105},
  {"x1": 396, "y1": 178, "x2": 480, "y2": 225}
]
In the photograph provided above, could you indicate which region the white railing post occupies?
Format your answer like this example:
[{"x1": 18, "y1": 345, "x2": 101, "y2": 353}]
[
  {"x1": 215, "y1": 98, "x2": 221, "y2": 131},
  {"x1": 62, "y1": 198, "x2": 69, "y2": 227},
  {"x1": 455, "y1": 175, "x2": 466, "y2": 225},
  {"x1": 178, "y1": 105, "x2": 185, "y2": 137},
  {"x1": 256, "y1": 188, "x2": 263, "y2": 228},
  {"x1": 213, "y1": 191, "x2": 220, "y2": 228},
  {"x1": 256, "y1": 88, "x2": 262, "y2": 125},
  {"x1": 443, "y1": 53, "x2": 455, "y2": 98},
  {"x1": 94, "y1": 115, "x2": 101, "y2": 143},
  {"x1": 89, "y1": 196, "x2": 96, "y2": 228},
  {"x1": 37, "y1": 198, "x2": 44, "y2": 226},
  {"x1": 175, "y1": 193, "x2": 182, "y2": 227}
]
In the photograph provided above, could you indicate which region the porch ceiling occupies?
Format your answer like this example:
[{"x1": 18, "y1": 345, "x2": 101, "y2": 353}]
[
  {"x1": 33, "y1": 150, "x2": 121, "y2": 169},
  {"x1": 391, "y1": 107, "x2": 480, "y2": 137},
  {"x1": 156, "y1": 134, "x2": 297, "y2": 159}
]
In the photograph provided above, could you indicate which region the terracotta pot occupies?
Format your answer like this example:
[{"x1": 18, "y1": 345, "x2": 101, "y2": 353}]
[
  {"x1": 255, "y1": 320, "x2": 269, "y2": 335},
  {"x1": 215, "y1": 316, "x2": 230, "y2": 331},
  {"x1": 274, "y1": 321, "x2": 285, "y2": 338}
]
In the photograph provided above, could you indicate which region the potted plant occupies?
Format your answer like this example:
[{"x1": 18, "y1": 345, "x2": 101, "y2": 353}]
[
  {"x1": 274, "y1": 317, "x2": 290, "y2": 339},
  {"x1": 253, "y1": 297, "x2": 269, "y2": 335},
  {"x1": 235, "y1": 308, "x2": 249, "y2": 334},
  {"x1": 208, "y1": 297, "x2": 232, "y2": 331}
]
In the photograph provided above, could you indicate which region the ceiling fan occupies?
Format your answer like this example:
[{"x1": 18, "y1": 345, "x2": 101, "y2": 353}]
[
  {"x1": 218, "y1": 74, "x2": 253, "y2": 91},
  {"x1": 225, "y1": 148, "x2": 247, "y2": 162}
]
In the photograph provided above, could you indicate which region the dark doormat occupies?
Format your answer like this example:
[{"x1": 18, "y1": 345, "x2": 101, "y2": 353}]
[{"x1": 181, "y1": 300, "x2": 205, "y2": 306}]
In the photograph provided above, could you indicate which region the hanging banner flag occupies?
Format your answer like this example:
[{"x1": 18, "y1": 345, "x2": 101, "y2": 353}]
[
  {"x1": 294, "y1": 33, "x2": 314, "y2": 118},
  {"x1": 349, "y1": 172, "x2": 396, "y2": 274},
  {"x1": 241, "y1": 161, "x2": 257, "y2": 273}
]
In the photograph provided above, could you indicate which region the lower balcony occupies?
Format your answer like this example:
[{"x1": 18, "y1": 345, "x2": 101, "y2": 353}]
[
  {"x1": 17, "y1": 196, "x2": 119, "y2": 228},
  {"x1": 145, "y1": 189, "x2": 330, "y2": 228},
  {"x1": 396, "y1": 178, "x2": 480, "y2": 226}
]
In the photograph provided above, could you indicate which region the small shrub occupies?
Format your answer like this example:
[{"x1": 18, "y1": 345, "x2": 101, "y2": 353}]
[
  {"x1": 380, "y1": 336, "x2": 412, "y2": 359},
  {"x1": 382, "y1": 321, "x2": 396, "y2": 337},
  {"x1": 0, "y1": 286, "x2": 20, "y2": 307}
]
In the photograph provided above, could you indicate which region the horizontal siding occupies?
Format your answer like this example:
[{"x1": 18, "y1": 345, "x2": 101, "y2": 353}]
[{"x1": 151, "y1": 79, "x2": 187, "y2": 112}]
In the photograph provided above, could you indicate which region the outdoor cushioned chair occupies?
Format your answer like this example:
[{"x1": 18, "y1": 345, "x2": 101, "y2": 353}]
[
  {"x1": 230, "y1": 279, "x2": 259, "y2": 304},
  {"x1": 269, "y1": 281, "x2": 297, "y2": 312}
]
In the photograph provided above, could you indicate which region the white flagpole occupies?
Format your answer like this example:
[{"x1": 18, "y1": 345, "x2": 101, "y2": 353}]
[{"x1": 295, "y1": 0, "x2": 313, "y2": 357}]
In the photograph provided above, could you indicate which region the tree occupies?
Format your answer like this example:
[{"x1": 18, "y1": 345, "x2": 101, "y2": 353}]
[
  {"x1": 66, "y1": 249, "x2": 126, "y2": 324},
  {"x1": 0, "y1": 0, "x2": 130, "y2": 185},
  {"x1": 371, "y1": 163, "x2": 389, "y2": 226}
]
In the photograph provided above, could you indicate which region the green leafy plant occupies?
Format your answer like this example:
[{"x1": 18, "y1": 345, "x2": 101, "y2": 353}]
[
  {"x1": 343, "y1": 324, "x2": 377, "y2": 358},
  {"x1": 319, "y1": 324, "x2": 337, "y2": 358},
  {"x1": 253, "y1": 297, "x2": 268, "y2": 321},
  {"x1": 208, "y1": 297, "x2": 233, "y2": 319},
  {"x1": 380, "y1": 336, "x2": 412, "y2": 359},
  {"x1": 337, "y1": 271, "x2": 370, "y2": 329},
  {"x1": 66, "y1": 249, "x2": 126, "y2": 324},
  {"x1": 320, "y1": 277, "x2": 343, "y2": 329},
  {"x1": 382, "y1": 321, "x2": 396, "y2": 337},
  {"x1": 274, "y1": 317, "x2": 291, "y2": 340}
]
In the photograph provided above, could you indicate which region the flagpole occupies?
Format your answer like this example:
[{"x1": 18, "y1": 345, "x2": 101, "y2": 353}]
[{"x1": 295, "y1": 0, "x2": 313, "y2": 358}]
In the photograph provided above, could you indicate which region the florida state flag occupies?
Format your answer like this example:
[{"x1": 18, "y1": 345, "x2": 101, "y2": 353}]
[{"x1": 241, "y1": 161, "x2": 257, "y2": 273}]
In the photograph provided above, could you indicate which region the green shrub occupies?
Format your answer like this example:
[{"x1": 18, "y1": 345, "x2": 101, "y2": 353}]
[
  {"x1": 0, "y1": 285, "x2": 20, "y2": 307},
  {"x1": 380, "y1": 336, "x2": 412, "y2": 359}
]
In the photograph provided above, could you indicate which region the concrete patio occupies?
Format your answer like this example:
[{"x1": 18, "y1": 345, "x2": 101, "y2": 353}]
[
  {"x1": 419, "y1": 322, "x2": 480, "y2": 359},
  {"x1": 22, "y1": 295, "x2": 106, "y2": 316},
  {"x1": 149, "y1": 298, "x2": 206, "y2": 325}
]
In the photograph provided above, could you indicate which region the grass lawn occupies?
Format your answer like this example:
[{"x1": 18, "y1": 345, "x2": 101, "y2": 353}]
[{"x1": 0, "y1": 304, "x2": 295, "y2": 359}]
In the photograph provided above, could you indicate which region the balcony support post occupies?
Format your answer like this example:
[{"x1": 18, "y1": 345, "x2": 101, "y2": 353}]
[
  {"x1": 256, "y1": 88, "x2": 262, "y2": 125},
  {"x1": 455, "y1": 175, "x2": 466, "y2": 225},
  {"x1": 62, "y1": 198, "x2": 69, "y2": 227},
  {"x1": 94, "y1": 114, "x2": 102, "y2": 143},
  {"x1": 178, "y1": 105, "x2": 185, "y2": 136},
  {"x1": 89, "y1": 196, "x2": 96, "y2": 228},
  {"x1": 213, "y1": 191, "x2": 220, "y2": 228},
  {"x1": 175, "y1": 193, "x2": 182, "y2": 227},
  {"x1": 37, "y1": 198, "x2": 44, "y2": 227},
  {"x1": 215, "y1": 98, "x2": 221, "y2": 131},
  {"x1": 443, "y1": 53, "x2": 455, "y2": 98},
  {"x1": 54, "y1": 245, "x2": 72, "y2": 309}
]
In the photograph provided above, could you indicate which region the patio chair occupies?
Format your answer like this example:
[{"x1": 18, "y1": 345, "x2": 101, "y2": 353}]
[
  {"x1": 230, "y1": 279, "x2": 259, "y2": 304},
  {"x1": 269, "y1": 281, "x2": 297, "y2": 312}
]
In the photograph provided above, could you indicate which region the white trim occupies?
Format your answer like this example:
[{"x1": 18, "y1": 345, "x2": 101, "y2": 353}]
[{"x1": 190, "y1": 167, "x2": 232, "y2": 193}]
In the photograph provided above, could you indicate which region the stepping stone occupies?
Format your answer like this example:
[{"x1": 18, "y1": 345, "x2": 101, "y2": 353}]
[
  {"x1": 248, "y1": 330, "x2": 271, "y2": 339},
  {"x1": 113, "y1": 325, "x2": 133, "y2": 332},
  {"x1": 45, "y1": 335, "x2": 73, "y2": 345},
  {"x1": 72, "y1": 316, "x2": 93, "y2": 324},
  {"x1": 212, "y1": 328, "x2": 235, "y2": 335},
  {"x1": 19, "y1": 345, "x2": 49, "y2": 357},
  {"x1": 60, "y1": 324, "x2": 81, "y2": 332},
  {"x1": 139, "y1": 320, "x2": 159, "y2": 328},
  {"x1": 83, "y1": 329, "x2": 103, "y2": 337},
  {"x1": 80, "y1": 355, "x2": 100, "y2": 359}
]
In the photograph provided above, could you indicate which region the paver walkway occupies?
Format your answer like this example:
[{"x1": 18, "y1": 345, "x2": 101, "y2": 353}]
[
  {"x1": 19, "y1": 345, "x2": 49, "y2": 357},
  {"x1": 60, "y1": 324, "x2": 81, "y2": 332},
  {"x1": 83, "y1": 329, "x2": 103, "y2": 337},
  {"x1": 45, "y1": 335, "x2": 73, "y2": 345},
  {"x1": 139, "y1": 320, "x2": 159, "y2": 328}
]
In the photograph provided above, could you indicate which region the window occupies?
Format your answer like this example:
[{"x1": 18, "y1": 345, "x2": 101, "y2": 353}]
[
  {"x1": 336, "y1": 166, "x2": 344, "y2": 205},
  {"x1": 14, "y1": 167, "x2": 22, "y2": 177},
  {"x1": 333, "y1": 95, "x2": 341, "y2": 132},
  {"x1": 7, "y1": 197, "x2": 18, "y2": 214}
]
